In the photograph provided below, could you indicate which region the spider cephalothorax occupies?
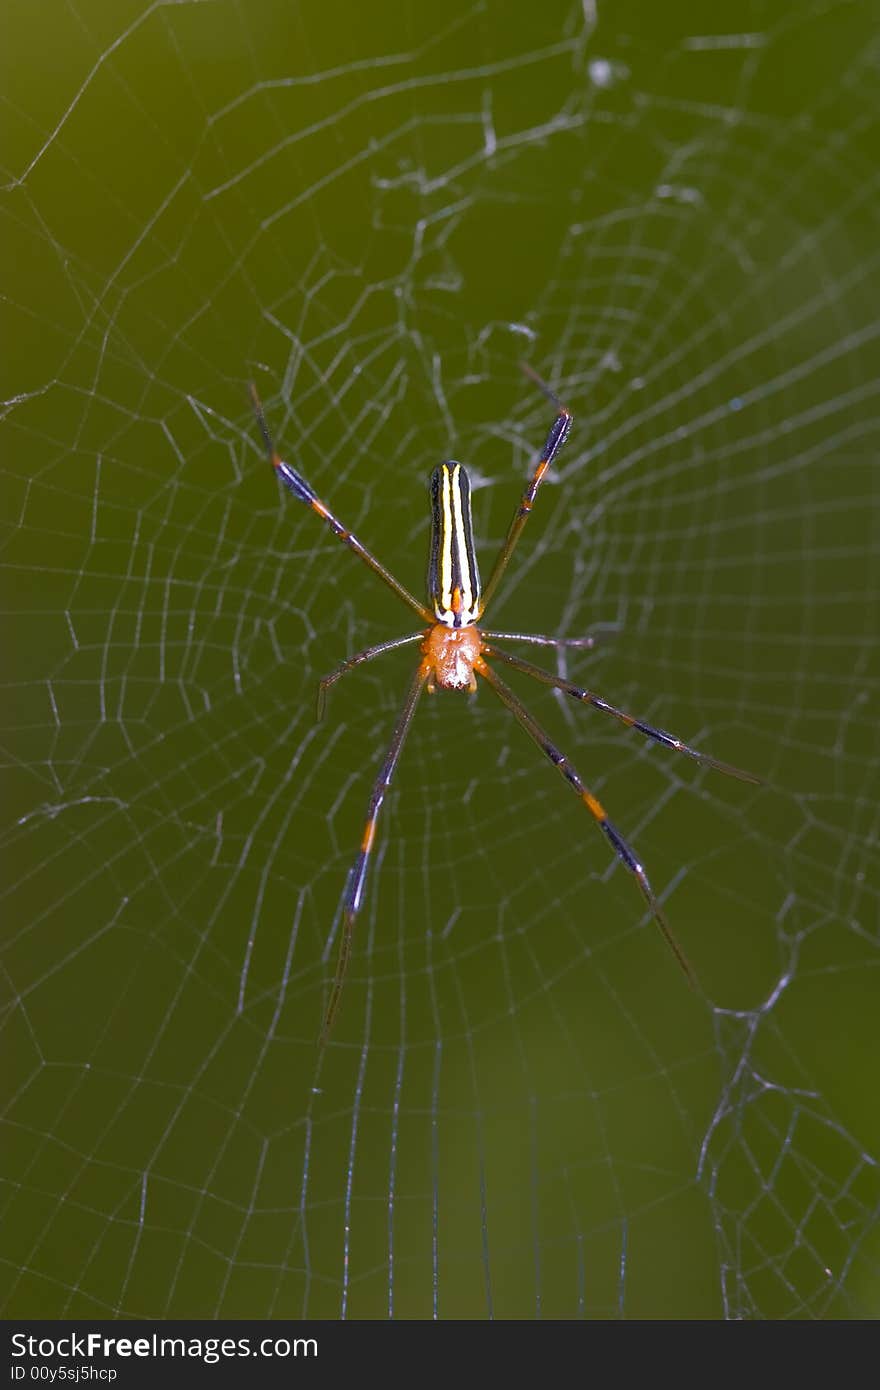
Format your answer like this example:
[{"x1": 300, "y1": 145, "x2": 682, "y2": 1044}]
[{"x1": 423, "y1": 620, "x2": 482, "y2": 693}]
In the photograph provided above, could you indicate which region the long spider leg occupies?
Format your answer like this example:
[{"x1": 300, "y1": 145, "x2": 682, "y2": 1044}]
[
  {"x1": 320, "y1": 661, "x2": 429, "y2": 1043},
  {"x1": 317, "y1": 631, "x2": 426, "y2": 721},
  {"x1": 481, "y1": 630, "x2": 599, "y2": 651},
  {"x1": 476, "y1": 657, "x2": 696, "y2": 986},
  {"x1": 250, "y1": 385, "x2": 433, "y2": 624},
  {"x1": 477, "y1": 365, "x2": 572, "y2": 617},
  {"x1": 482, "y1": 643, "x2": 761, "y2": 785}
]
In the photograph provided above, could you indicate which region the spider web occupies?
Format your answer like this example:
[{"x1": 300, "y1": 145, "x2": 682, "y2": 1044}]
[{"x1": 3, "y1": 0, "x2": 879, "y2": 1320}]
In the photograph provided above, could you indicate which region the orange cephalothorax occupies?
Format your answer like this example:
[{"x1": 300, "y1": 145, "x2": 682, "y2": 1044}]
[{"x1": 422, "y1": 622, "x2": 482, "y2": 692}]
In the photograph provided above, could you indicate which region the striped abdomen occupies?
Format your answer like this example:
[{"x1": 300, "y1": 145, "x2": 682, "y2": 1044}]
[{"x1": 428, "y1": 463, "x2": 481, "y2": 627}]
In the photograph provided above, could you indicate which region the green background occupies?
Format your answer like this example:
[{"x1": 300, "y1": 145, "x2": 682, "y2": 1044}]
[{"x1": 3, "y1": 0, "x2": 879, "y2": 1318}]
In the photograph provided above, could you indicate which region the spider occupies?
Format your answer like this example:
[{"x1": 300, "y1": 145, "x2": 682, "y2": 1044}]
[{"x1": 250, "y1": 368, "x2": 760, "y2": 1040}]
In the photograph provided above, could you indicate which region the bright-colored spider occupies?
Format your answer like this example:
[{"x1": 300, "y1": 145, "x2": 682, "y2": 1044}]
[{"x1": 251, "y1": 369, "x2": 760, "y2": 1040}]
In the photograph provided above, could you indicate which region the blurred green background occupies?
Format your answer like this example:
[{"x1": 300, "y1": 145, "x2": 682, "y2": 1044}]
[{"x1": 3, "y1": 0, "x2": 879, "y2": 1318}]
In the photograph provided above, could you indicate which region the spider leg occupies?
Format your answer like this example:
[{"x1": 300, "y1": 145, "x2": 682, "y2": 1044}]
[
  {"x1": 482, "y1": 630, "x2": 599, "y2": 651},
  {"x1": 250, "y1": 385, "x2": 433, "y2": 624},
  {"x1": 477, "y1": 364, "x2": 572, "y2": 617},
  {"x1": 482, "y1": 643, "x2": 761, "y2": 785},
  {"x1": 316, "y1": 631, "x2": 426, "y2": 721},
  {"x1": 476, "y1": 656, "x2": 696, "y2": 986},
  {"x1": 320, "y1": 660, "x2": 429, "y2": 1042}
]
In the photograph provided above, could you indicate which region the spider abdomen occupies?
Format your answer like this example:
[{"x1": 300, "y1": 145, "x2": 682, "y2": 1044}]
[
  {"x1": 423, "y1": 623, "x2": 482, "y2": 692},
  {"x1": 428, "y1": 463, "x2": 482, "y2": 627}
]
